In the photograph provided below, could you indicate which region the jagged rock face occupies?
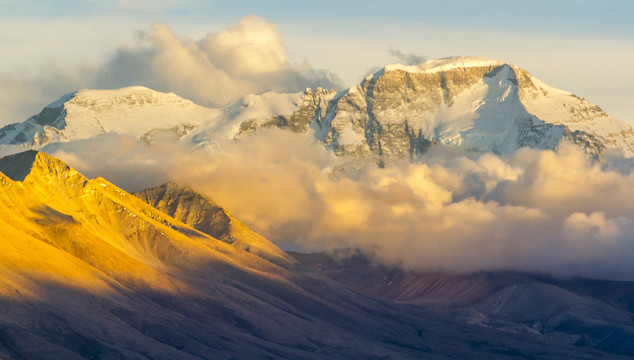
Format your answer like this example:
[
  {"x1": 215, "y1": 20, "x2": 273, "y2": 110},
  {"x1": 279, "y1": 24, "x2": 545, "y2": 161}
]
[
  {"x1": 238, "y1": 87, "x2": 336, "y2": 135},
  {"x1": 249, "y1": 58, "x2": 634, "y2": 160},
  {"x1": 322, "y1": 65, "x2": 501, "y2": 157},
  {"x1": 308, "y1": 62, "x2": 609, "y2": 159},
  {"x1": 136, "y1": 182, "x2": 232, "y2": 241},
  {"x1": 514, "y1": 66, "x2": 634, "y2": 156},
  {"x1": 135, "y1": 182, "x2": 295, "y2": 268}
]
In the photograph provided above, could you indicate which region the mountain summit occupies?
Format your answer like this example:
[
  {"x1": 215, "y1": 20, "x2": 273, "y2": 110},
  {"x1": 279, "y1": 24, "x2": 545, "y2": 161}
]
[{"x1": 2, "y1": 57, "x2": 632, "y2": 160}]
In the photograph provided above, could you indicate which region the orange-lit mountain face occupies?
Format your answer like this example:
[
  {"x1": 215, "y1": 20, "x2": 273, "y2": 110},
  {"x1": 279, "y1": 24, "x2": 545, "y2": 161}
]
[
  {"x1": 0, "y1": 150, "x2": 290, "y2": 289},
  {"x1": 0, "y1": 150, "x2": 624, "y2": 359}
]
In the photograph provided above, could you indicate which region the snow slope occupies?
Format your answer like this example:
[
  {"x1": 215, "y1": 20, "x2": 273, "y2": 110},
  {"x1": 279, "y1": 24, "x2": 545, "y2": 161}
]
[{"x1": 0, "y1": 86, "x2": 223, "y2": 147}]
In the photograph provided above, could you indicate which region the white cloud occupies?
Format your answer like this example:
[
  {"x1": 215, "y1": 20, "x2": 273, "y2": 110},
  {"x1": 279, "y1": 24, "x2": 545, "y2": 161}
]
[
  {"x1": 96, "y1": 17, "x2": 342, "y2": 107},
  {"x1": 200, "y1": 16, "x2": 288, "y2": 76},
  {"x1": 43, "y1": 131, "x2": 634, "y2": 281}
]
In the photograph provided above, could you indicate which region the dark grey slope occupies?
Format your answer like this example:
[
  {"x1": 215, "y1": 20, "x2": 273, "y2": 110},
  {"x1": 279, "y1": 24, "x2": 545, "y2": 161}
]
[
  {"x1": 135, "y1": 182, "x2": 232, "y2": 241},
  {"x1": 291, "y1": 249, "x2": 634, "y2": 358},
  {"x1": 0, "y1": 150, "x2": 39, "y2": 181},
  {"x1": 0, "y1": 266, "x2": 618, "y2": 360}
]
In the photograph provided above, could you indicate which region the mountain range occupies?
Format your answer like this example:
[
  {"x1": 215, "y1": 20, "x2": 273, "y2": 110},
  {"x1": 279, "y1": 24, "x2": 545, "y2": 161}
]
[{"x1": 1, "y1": 57, "x2": 633, "y2": 161}]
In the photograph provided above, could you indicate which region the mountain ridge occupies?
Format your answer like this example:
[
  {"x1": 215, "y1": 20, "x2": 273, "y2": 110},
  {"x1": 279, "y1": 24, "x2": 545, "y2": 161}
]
[
  {"x1": 134, "y1": 182, "x2": 297, "y2": 268},
  {"x1": 312, "y1": 57, "x2": 633, "y2": 159}
]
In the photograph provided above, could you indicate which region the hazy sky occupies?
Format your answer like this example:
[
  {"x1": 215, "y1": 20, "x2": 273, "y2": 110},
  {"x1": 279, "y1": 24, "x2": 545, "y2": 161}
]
[{"x1": 1, "y1": 1, "x2": 633, "y2": 124}]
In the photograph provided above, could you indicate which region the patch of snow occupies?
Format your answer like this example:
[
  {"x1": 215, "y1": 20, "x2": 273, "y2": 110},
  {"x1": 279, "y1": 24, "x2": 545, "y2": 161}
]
[
  {"x1": 338, "y1": 126, "x2": 364, "y2": 146},
  {"x1": 383, "y1": 56, "x2": 506, "y2": 76}
]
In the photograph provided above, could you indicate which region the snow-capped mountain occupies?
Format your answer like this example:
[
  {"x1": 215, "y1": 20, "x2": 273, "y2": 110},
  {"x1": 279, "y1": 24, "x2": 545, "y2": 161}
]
[
  {"x1": 2, "y1": 57, "x2": 633, "y2": 160},
  {"x1": 0, "y1": 86, "x2": 223, "y2": 147},
  {"x1": 304, "y1": 57, "x2": 634, "y2": 159}
]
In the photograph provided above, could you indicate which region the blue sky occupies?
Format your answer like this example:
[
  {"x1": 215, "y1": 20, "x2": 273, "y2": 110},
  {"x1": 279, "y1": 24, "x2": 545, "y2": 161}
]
[
  {"x1": 1, "y1": 0, "x2": 633, "y2": 124},
  {"x1": 3, "y1": 1, "x2": 632, "y2": 35}
]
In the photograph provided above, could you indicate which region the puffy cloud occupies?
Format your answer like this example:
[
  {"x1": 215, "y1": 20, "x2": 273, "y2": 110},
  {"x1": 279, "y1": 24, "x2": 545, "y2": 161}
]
[
  {"x1": 96, "y1": 17, "x2": 343, "y2": 107},
  {"x1": 200, "y1": 16, "x2": 288, "y2": 76},
  {"x1": 95, "y1": 22, "x2": 248, "y2": 107},
  {"x1": 0, "y1": 64, "x2": 88, "y2": 125}
]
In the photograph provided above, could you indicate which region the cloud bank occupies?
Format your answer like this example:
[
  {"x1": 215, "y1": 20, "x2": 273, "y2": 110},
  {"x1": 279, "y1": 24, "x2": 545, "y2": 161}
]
[
  {"x1": 0, "y1": 16, "x2": 342, "y2": 125},
  {"x1": 45, "y1": 130, "x2": 634, "y2": 281}
]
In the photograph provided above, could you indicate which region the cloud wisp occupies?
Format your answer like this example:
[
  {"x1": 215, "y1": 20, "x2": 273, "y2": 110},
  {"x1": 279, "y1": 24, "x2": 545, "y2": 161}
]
[
  {"x1": 389, "y1": 48, "x2": 426, "y2": 66},
  {"x1": 45, "y1": 129, "x2": 634, "y2": 281}
]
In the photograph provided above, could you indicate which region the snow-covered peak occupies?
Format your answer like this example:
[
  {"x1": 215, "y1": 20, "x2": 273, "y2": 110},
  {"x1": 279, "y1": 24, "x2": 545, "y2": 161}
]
[
  {"x1": 44, "y1": 86, "x2": 193, "y2": 110},
  {"x1": 46, "y1": 91, "x2": 77, "y2": 108},
  {"x1": 382, "y1": 56, "x2": 507, "y2": 76},
  {"x1": 66, "y1": 86, "x2": 195, "y2": 109},
  {"x1": 329, "y1": 56, "x2": 634, "y2": 159}
]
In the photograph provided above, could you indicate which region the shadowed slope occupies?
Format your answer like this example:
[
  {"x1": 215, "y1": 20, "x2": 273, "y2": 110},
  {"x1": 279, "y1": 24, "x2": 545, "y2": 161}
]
[
  {"x1": 0, "y1": 149, "x2": 38, "y2": 181},
  {"x1": 292, "y1": 249, "x2": 634, "y2": 356},
  {"x1": 135, "y1": 182, "x2": 296, "y2": 268}
]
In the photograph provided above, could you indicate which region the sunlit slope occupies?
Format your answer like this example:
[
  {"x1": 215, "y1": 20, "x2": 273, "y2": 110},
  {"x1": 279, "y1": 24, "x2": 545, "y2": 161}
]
[
  {"x1": 0, "y1": 150, "x2": 286, "y2": 284},
  {"x1": 0, "y1": 151, "x2": 345, "y2": 358},
  {"x1": 135, "y1": 182, "x2": 296, "y2": 268},
  {"x1": 0, "y1": 150, "x2": 301, "y2": 358}
]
